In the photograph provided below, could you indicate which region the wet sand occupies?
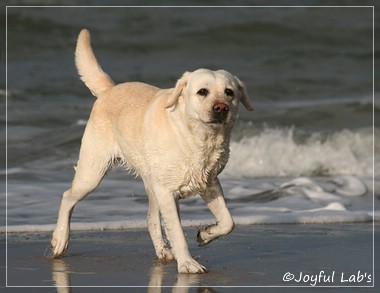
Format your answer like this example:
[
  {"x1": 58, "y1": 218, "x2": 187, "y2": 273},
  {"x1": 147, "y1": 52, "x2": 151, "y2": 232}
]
[{"x1": 2, "y1": 223, "x2": 378, "y2": 292}]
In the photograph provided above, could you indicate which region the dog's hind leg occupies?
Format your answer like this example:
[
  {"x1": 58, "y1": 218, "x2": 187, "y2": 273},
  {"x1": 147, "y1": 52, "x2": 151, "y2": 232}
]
[
  {"x1": 146, "y1": 186, "x2": 175, "y2": 262},
  {"x1": 197, "y1": 178, "x2": 235, "y2": 246},
  {"x1": 51, "y1": 125, "x2": 112, "y2": 258}
]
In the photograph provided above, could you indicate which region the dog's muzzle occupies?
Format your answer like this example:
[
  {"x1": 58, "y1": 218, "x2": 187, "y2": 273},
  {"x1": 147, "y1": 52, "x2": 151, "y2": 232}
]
[{"x1": 210, "y1": 103, "x2": 229, "y2": 124}]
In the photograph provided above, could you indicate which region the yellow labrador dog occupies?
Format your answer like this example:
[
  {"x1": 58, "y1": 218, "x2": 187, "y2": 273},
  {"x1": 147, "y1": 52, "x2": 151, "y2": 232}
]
[{"x1": 51, "y1": 29, "x2": 253, "y2": 273}]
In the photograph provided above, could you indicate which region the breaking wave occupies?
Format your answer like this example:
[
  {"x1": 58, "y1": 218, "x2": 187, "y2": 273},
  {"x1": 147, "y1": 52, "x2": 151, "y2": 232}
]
[{"x1": 224, "y1": 126, "x2": 376, "y2": 178}]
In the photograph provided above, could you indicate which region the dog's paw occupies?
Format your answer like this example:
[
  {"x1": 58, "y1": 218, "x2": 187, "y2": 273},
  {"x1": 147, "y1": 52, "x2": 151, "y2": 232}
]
[
  {"x1": 197, "y1": 226, "x2": 214, "y2": 246},
  {"x1": 177, "y1": 258, "x2": 207, "y2": 274},
  {"x1": 50, "y1": 232, "x2": 69, "y2": 258},
  {"x1": 157, "y1": 247, "x2": 175, "y2": 263}
]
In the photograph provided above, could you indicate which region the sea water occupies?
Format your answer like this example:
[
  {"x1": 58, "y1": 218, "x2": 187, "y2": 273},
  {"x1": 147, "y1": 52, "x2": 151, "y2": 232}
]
[{"x1": 2, "y1": 5, "x2": 378, "y2": 233}]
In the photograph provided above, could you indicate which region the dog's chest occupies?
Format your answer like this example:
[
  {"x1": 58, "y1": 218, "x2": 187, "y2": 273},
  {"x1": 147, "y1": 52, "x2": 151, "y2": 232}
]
[{"x1": 177, "y1": 138, "x2": 229, "y2": 198}]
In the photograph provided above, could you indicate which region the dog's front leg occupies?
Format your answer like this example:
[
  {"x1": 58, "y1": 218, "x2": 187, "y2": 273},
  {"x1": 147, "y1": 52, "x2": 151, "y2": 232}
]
[
  {"x1": 197, "y1": 178, "x2": 234, "y2": 246},
  {"x1": 153, "y1": 185, "x2": 207, "y2": 274}
]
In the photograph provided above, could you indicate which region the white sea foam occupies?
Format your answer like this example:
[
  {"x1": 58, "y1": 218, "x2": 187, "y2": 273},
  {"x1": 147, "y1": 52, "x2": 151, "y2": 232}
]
[
  {"x1": 224, "y1": 127, "x2": 376, "y2": 178},
  {"x1": 3, "y1": 175, "x2": 376, "y2": 233}
]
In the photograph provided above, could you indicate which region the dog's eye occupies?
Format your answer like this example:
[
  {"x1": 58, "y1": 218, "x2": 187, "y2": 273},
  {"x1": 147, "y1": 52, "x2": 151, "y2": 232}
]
[
  {"x1": 225, "y1": 89, "x2": 234, "y2": 97},
  {"x1": 197, "y1": 88, "x2": 209, "y2": 97}
]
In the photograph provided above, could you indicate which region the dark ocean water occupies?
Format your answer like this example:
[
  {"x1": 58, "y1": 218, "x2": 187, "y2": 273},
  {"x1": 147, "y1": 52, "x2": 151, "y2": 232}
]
[{"x1": 2, "y1": 4, "x2": 378, "y2": 229}]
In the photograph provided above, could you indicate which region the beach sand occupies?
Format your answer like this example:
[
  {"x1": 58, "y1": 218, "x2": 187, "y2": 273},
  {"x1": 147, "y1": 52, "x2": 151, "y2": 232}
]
[{"x1": 2, "y1": 223, "x2": 378, "y2": 292}]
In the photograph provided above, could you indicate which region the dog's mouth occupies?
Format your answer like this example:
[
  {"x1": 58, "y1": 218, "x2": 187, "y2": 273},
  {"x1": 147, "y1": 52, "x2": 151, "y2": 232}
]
[
  {"x1": 206, "y1": 115, "x2": 232, "y2": 127},
  {"x1": 208, "y1": 117, "x2": 227, "y2": 125}
]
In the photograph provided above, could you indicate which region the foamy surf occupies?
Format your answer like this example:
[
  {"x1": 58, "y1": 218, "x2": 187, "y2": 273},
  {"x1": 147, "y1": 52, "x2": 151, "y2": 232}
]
[
  {"x1": 4, "y1": 175, "x2": 375, "y2": 233},
  {"x1": 224, "y1": 126, "x2": 376, "y2": 178}
]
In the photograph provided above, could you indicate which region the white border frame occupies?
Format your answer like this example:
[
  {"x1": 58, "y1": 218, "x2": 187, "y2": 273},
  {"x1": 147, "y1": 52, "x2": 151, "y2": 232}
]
[{"x1": 4, "y1": 4, "x2": 375, "y2": 289}]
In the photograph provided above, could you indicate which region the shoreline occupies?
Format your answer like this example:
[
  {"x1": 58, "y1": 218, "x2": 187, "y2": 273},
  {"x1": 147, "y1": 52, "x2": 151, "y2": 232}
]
[{"x1": 3, "y1": 223, "x2": 378, "y2": 291}]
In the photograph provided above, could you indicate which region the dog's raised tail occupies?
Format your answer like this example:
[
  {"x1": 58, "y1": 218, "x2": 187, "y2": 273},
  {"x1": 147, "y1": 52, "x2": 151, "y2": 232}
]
[{"x1": 75, "y1": 29, "x2": 114, "y2": 97}]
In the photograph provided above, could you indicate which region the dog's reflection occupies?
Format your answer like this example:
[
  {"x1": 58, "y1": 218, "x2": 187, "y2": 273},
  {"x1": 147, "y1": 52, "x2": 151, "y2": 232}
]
[
  {"x1": 51, "y1": 258, "x2": 218, "y2": 293},
  {"x1": 51, "y1": 258, "x2": 72, "y2": 293},
  {"x1": 148, "y1": 261, "x2": 206, "y2": 293}
]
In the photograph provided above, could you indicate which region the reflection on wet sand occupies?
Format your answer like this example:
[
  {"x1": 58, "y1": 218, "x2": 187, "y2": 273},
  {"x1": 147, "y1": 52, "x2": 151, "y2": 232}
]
[
  {"x1": 51, "y1": 259, "x2": 72, "y2": 293},
  {"x1": 51, "y1": 258, "x2": 218, "y2": 293},
  {"x1": 148, "y1": 261, "x2": 201, "y2": 293}
]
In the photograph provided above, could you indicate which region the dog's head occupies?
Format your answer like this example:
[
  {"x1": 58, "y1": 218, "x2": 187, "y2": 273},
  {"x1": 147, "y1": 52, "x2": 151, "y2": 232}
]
[{"x1": 166, "y1": 69, "x2": 253, "y2": 128}]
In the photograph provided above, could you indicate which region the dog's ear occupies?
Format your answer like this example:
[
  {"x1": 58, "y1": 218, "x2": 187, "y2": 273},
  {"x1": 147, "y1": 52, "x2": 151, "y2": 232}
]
[
  {"x1": 236, "y1": 77, "x2": 254, "y2": 111},
  {"x1": 165, "y1": 72, "x2": 190, "y2": 109}
]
